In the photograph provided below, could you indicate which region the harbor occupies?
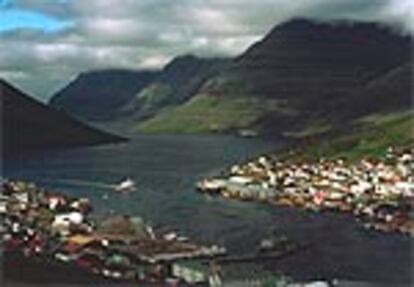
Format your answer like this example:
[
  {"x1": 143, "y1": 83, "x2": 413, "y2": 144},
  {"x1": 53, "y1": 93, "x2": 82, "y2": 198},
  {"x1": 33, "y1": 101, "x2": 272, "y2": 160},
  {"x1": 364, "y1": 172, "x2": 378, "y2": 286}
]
[
  {"x1": 197, "y1": 147, "x2": 414, "y2": 236},
  {"x1": 2, "y1": 179, "x2": 314, "y2": 286},
  {"x1": 1, "y1": 179, "x2": 227, "y2": 285},
  {"x1": 3, "y1": 134, "x2": 413, "y2": 285}
]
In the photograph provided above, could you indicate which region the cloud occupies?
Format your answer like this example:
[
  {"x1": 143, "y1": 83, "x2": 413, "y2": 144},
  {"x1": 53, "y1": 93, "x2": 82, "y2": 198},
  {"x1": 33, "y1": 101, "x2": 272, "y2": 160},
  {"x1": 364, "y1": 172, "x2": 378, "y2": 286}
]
[
  {"x1": 383, "y1": 0, "x2": 414, "y2": 31},
  {"x1": 0, "y1": 0, "x2": 412, "y2": 100}
]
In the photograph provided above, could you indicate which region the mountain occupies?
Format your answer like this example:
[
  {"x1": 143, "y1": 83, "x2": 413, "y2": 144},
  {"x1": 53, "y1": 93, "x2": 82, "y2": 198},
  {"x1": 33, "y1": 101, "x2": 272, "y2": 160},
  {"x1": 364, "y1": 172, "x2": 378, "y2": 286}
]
[
  {"x1": 137, "y1": 19, "x2": 412, "y2": 136},
  {"x1": 336, "y1": 62, "x2": 412, "y2": 117},
  {"x1": 49, "y1": 69, "x2": 158, "y2": 121},
  {"x1": 234, "y1": 19, "x2": 409, "y2": 98},
  {"x1": 1, "y1": 80, "x2": 125, "y2": 153},
  {"x1": 49, "y1": 56, "x2": 226, "y2": 124},
  {"x1": 121, "y1": 55, "x2": 227, "y2": 121}
]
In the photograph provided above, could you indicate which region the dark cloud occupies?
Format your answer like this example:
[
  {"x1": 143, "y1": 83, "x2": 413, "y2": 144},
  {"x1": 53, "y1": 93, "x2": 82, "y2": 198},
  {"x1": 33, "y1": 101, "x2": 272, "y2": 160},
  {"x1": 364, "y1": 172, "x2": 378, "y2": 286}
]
[{"x1": 1, "y1": 0, "x2": 412, "y2": 100}]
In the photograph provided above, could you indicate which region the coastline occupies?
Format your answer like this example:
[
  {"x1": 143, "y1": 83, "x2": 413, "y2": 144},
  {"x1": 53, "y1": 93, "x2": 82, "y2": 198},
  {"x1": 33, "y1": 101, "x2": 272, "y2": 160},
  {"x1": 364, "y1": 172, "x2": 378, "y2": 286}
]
[
  {"x1": 0, "y1": 179, "x2": 225, "y2": 286},
  {"x1": 2, "y1": 135, "x2": 413, "y2": 285}
]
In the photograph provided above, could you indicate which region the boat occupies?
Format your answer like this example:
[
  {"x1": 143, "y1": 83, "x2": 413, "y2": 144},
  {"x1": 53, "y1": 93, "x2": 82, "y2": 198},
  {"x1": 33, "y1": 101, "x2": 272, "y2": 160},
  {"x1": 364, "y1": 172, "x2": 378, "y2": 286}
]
[{"x1": 113, "y1": 178, "x2": 136, "y2": 193}]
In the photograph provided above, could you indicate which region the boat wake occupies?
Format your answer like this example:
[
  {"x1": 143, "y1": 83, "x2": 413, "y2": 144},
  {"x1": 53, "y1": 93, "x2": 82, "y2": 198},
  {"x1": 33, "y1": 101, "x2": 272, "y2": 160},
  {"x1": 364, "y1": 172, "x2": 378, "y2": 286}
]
[{"x1": 38, "y1": 178, "x2": 118, "y2": 190}]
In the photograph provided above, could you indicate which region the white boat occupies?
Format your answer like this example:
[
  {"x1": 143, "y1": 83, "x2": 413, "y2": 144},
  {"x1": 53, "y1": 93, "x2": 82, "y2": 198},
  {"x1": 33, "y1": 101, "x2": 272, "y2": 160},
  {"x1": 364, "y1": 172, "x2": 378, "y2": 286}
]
[{"x1": 114, "y1": 178, "x2": 136, "y2": 193}]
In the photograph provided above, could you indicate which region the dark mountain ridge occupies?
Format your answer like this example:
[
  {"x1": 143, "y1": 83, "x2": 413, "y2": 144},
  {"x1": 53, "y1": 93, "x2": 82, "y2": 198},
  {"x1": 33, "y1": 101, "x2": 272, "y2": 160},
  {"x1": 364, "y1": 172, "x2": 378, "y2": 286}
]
[
  {"x1": 1, "y1": 79, "x2": 125, "y2": 153},
  {"x1": 232, "y1": 18, "x2": 411, "y2": 98},
  {"x1": 48, "y1": 19, "x2": 412, "y2": 137},
  {"x1": 137, "y1": 19, "x2": 412, "y2": 136},
  {"x1": 49, "y1": 69, "x2": 159, "y2": 121},
  {"x1": 49, "y1": 55, "x2": 227, "y2": 123},
  {"x1": 123, "y1": 55, "x2": 228, "y2": 120}
]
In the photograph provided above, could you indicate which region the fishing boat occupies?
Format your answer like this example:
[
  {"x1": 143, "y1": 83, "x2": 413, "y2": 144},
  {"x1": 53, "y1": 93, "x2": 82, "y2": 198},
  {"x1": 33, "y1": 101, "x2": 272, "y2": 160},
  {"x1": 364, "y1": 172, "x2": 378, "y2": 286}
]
[{"x1": 113, "y1": 178, "x2": 136, "y2": 193}]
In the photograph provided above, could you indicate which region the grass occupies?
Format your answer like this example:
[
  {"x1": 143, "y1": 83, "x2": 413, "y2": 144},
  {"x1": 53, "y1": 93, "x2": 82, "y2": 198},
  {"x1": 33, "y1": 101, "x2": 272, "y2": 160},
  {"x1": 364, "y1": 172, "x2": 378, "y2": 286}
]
[
  {"x1": 294, "y1": 110, "x2": 414, "y2": 161},
  {"x1": 135, "y1": 71, "x2": 297, "y2": 134},
  {"x1": 354, "y1": 110, "x2": 414, "y2": 126},
  {"x1": 135, "y1": 94, "x2": 288, "y2": 134},
  {"x1": 136, "y1": 81, "x2": 413, "y2": 162},
  {"x1": 283, "y1": 120, "x2": 332, "y2": 139},
  {"x1": 135, "y1": 83, "x2": 174, "y2": 109}
]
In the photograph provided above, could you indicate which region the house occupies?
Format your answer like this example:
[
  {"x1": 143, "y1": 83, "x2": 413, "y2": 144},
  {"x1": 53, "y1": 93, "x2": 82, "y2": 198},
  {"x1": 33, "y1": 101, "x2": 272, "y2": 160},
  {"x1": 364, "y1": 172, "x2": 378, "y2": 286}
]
[
  {"x1": 0, "y1": 195, "x2": 8, "y2": 214},
  {"x1": 172, "y1": 260, "x2": 208, "y2": 284}
]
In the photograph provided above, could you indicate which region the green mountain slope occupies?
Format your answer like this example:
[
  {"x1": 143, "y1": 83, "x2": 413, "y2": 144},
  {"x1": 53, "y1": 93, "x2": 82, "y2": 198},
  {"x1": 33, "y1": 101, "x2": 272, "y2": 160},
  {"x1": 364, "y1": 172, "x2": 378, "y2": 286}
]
[
  {"x1": 136, "y1": 19, "x2": 412, "y2": 136},
  {"x1": 50, "y1": 56, "x2": 227, "y2": 126},
  {"x1": 290, "y1": 110, "x2": 414, "y2": 161},
  {"x1": 136, "y1": 94, "x2": 295, "y2": 134},
  {"x1": 122, "y1": 55, "x2": 226, "y2": 121}
]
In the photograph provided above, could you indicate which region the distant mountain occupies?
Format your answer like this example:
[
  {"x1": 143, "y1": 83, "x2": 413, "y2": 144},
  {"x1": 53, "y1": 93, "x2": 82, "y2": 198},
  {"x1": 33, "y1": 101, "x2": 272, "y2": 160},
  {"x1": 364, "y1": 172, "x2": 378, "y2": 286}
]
[
  {"x1": 1, "y1": 80, "x2": 125, "y2": 153},
  {"x1": 137, "y1": 19, "x2": 412, "y2": 136},
  {"x1": 49, "y1": 69, "x2": 158, "y2": 121},
  {"x1": 122, "y1": 55, "x2": 227, "y2": 120},
  {"x1": 50, "y1": 56, "x2": 226, "y2": 124}
]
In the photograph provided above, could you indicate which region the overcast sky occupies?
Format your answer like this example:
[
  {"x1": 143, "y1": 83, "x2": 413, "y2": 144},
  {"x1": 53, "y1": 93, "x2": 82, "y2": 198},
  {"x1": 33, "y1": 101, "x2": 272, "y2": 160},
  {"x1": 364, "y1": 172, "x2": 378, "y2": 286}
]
[{"x1": 0, "y1": 0, "x2": 413, "y2": 101}]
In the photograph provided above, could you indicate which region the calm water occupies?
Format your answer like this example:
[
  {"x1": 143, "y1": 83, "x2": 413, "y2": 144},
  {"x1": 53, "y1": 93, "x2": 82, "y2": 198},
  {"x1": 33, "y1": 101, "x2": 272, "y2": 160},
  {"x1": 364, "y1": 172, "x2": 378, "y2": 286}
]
[{"x1": 3, "y1": 134, "x2": 413, "y2": 284}]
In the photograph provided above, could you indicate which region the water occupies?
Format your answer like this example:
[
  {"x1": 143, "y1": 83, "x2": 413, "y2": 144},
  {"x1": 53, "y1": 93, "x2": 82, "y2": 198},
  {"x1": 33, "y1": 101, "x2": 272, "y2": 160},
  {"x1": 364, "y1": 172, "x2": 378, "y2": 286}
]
[{"x1": 3, "y1": 134, "x2": 413, "y2": 285}]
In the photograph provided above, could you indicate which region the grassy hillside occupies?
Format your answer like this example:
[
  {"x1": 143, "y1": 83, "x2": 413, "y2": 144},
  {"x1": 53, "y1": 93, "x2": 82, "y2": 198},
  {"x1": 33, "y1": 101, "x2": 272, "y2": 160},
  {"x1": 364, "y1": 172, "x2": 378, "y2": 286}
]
[
  {"x1": 124, "y1": 56, "x2": 227, "y2": 122},
  {"x1": 120, "y1": 83, "x2": 174, "y2": 117},
  {"x1": 135, "y1": 94, "x2": 294, "y2": 134},
  {"x1": 135, "y1": 20, "x2": 411, "y2": 138},
  {"x1": 290, "y1": 110, "x2": 414, "y2": 161},
  {"x1": 50, "y1": 55, "x2": 226, "y2": 124}
]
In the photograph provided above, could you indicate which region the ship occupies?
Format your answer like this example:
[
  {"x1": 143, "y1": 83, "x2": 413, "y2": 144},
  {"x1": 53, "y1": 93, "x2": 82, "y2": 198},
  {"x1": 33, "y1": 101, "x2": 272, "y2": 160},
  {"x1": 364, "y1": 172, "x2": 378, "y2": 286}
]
[{"x1": 113, "y1": 178, "x2": 136, "y2": 193}]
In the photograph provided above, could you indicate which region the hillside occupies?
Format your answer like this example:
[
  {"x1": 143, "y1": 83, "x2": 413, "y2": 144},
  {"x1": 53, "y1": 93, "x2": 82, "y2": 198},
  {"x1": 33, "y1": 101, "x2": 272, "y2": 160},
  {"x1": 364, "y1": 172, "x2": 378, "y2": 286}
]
[
  {"x1": 49, "y1": 69, "x2": 158, "y2": 121},
  {"x1": 137, "y1": 19, "x2": 412, "y2": 136},
  {"x1": 1, "y1": 80, "x2": 125, "y2": 153},
  {"x1": 334, "y1": 62, "x2": 412, "y2": 118},
  {"x1": 50, "y1": 56, "x2": 227, "y2": 124},
  {"x1": 122, "y1": 55, "x2": 227, "y2": 121},
  {"x1": 285, "y1": 110, "x2": 414, "y2": 161}
]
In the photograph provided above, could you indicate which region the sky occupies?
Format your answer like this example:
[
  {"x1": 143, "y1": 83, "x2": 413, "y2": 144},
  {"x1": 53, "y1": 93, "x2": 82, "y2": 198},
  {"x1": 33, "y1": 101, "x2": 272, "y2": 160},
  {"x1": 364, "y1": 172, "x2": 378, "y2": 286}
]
[{"x1": 0, "y1": 0, "x2": 413, "y2": 101}]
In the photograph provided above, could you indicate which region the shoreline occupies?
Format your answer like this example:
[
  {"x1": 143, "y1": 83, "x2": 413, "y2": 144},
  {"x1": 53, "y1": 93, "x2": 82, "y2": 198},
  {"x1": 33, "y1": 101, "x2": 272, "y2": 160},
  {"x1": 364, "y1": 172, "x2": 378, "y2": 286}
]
[
  {"x1": 196, "y1": 146, "x2": 414, "y2": 236},
  {"x1": 2, "y1": 180, "x2": 413, "y2": 285},
  {"x1": 2, "y1": 141, "x2": 413, "y2": 285},
  {"x1": 1, "y1": 179, "x2": 226, "y2": 286}
]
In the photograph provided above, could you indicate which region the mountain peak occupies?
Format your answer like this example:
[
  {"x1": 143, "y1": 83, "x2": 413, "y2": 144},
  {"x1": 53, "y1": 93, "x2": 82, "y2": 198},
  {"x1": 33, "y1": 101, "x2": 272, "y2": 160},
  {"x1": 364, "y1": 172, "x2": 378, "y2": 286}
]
[
  {"x1": 163, "y1": 54, "x2": 204, "y2": 72},
  {"x1": 239, "y1": 18, "x2": 411, "y2": 66},
  {"x1": 264, "y1": 18, "x2": 408, "y2": 42}
]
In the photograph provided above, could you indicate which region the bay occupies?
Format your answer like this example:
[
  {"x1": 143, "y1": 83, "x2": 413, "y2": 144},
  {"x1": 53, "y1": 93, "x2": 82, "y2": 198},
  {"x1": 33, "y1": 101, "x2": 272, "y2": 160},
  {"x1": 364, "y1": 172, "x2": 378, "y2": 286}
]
[{"x1": 3, "y1": 134, "x2": 412, "y2": 285}]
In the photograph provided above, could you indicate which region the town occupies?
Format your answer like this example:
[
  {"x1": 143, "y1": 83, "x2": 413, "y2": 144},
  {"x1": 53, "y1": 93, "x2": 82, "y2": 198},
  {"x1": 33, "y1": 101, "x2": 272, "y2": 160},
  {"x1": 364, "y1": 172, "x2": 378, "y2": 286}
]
[
  {"x1": 0, "y1": 179, "x2": 227, "y2": 286},
  {"x1": 197, "y1": 147, "x2": 414, "y2": 236},
  {"x1": 2, "y1": 179, "x2": 330, "y2": 286}
]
